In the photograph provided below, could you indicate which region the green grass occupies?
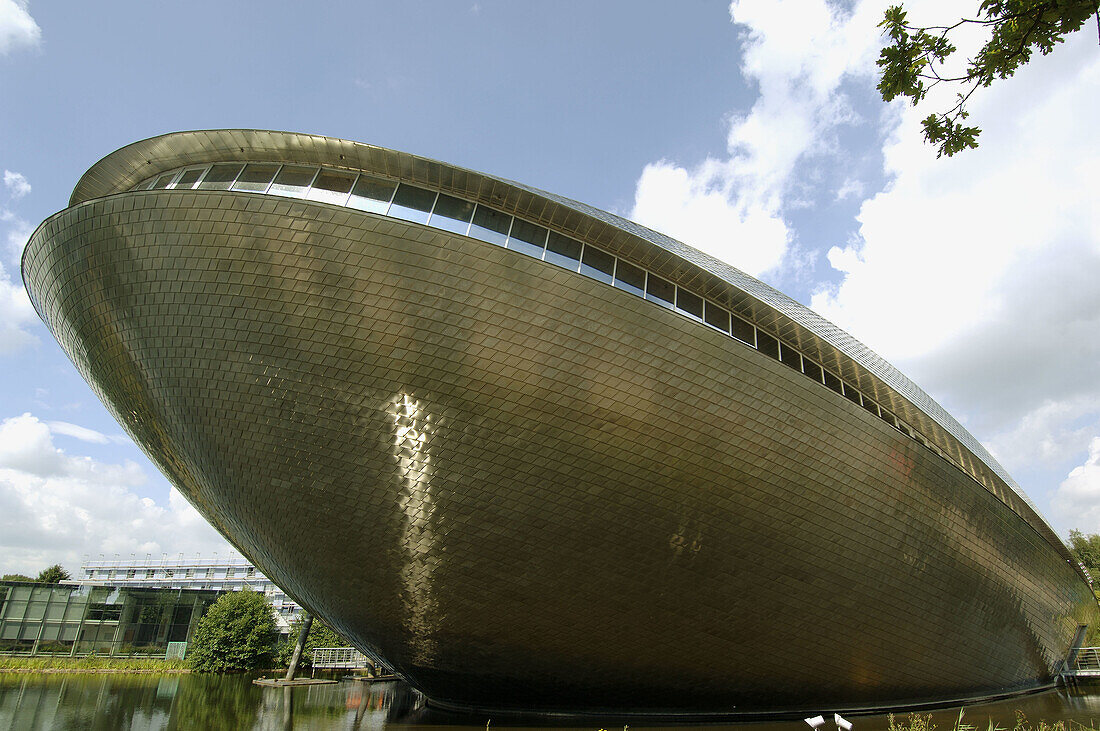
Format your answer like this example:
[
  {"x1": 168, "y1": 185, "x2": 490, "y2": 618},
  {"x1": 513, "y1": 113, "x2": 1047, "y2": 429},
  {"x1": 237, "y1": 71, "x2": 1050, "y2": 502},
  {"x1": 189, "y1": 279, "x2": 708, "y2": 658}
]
[
  {"x1": 0, "y1": 655, "x2": 190, "y2": 672},
  {"x1": 888, "y1": 710, "x2": 1100, "y2": 731}
]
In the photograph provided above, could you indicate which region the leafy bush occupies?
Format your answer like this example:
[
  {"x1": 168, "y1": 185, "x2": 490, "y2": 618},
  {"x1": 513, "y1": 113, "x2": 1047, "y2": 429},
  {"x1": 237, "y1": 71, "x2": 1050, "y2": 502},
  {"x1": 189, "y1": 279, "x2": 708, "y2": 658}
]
[
  {"x1": 187, "y1": 589, "x2": 278, "y2": 673},
  {"x1": 274, "y1": 616, "x2": 352, "y2": 668}
]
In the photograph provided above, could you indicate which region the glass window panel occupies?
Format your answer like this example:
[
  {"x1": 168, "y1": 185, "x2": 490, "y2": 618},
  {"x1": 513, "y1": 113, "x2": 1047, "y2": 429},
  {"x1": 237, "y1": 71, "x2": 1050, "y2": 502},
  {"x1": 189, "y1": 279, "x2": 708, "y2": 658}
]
[
  {"x1": 802, "y1": 359, "x2": 823, "y2": 384},
  {"x1": 429, "y1": 193, "x2": 475, "y2": 234},
  {"x1": 469, "y1": 205, "x2": 511, "y2": 246},
  {"x1": 24, "y1": 601, "x2": 46, "y2": 622},
  {"x1": 347, "y1": 175, "x2": 396, "y2": 213},
  {"x1": 843, "y1": 383, "x2": 862, "y2": 405},
  {"x1": 231, "y1": 164, "x2": 280, "y2": 193},
  {"x1": 197, "y1": 163, "x2": 244, "y2": 190},
  {"x1": 756, "y1": 331, "x2": 780, "y2": 359},
  {"x1": 40, "y1": 623, "x2": 60, "y2": 641},
  {"x1": 507, "y1": 219, "x2": 547, "y2": 259},
  {"x1": 779, "y1": 343, "x2": 802, "y2": 371},
  {"x1": 389, "y1": 184, "x2": 436, "y2": 224},
  {"x1": 730, "y1": 316, "x2": 755, "y2": 346},
  {"x1": 173, "y1": 168, "x2": 205, "y2": 190},
  {"x1": 545, "y1": 231, "x2": 582, "y2": 270},
  {"x1": 879, "y1": 408, "x2": 897, "y2": 427},
  {"x1": 579, "y1": 245, "x2": 615, "y2": 283},
  {"x1": 676, "y1": 289, "x2": 704, "y2": 319},
  {"x1": 45, "y1": 601, "x2": 66, "y2": 621},
  {"x1": 704, "y1": 301, "x2": 730, "y2": 332},
  {"x1": 613, "y1": 259, "x2": 645, "y2": 295},
  {"x1": 133, "y1": 177, "x2": 158, "y2": 191},
  {"x1": 151, "y1": 173, "x2": 176, "y2": 190},
  {"x1": 824, "y1": 370, "x2": 843, "y2": 394},
  {"x1": 268, "y1": 166, "x2": 318, "y2": 198},
  {"x1": 862, "y1": 396, "x2": 880, "y2": 416},
  {"x1": 307, "y1": 169, "x2": 357, "y2": 205},
  {"x1": 645, "y1": 274, "x2": 675, "y2": 308}
]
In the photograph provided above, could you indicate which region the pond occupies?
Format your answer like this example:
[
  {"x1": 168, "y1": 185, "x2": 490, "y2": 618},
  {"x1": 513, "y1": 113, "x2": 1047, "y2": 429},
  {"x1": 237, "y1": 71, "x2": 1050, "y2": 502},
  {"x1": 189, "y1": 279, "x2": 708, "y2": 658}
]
[{"x1": 1, "y1": 673, "x2": 1098, "y2": 730}]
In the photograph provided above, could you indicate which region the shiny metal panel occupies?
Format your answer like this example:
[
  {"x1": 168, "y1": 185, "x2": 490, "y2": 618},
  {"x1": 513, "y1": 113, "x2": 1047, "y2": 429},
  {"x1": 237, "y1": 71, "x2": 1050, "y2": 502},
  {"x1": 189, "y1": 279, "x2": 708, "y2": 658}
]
[
  {"x1": 23, "y1": 187, "x2": 1098, "y2": 714},
  {"x1": 59, "y1": 131, "x2": 1068, "y2": 564}
]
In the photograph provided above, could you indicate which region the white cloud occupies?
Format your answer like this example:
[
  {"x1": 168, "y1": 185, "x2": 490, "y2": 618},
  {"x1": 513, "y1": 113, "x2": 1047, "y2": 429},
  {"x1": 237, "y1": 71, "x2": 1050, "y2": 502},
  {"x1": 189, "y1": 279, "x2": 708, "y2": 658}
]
[
  {"x1": 0, "y1": 258, "x2": 37, "y2": 354},
  {"x1": 629, "y1": 0, "x2": 886, "y2": 277},
  {"x1": 802, "y1": 10, "x2": 1100, "y2": 531},
  {"x1": 46, "y1": 420, "x2": 130, "y2": 446},
  {"x1": 0, "y1": 0, "x2": 40, "y2": 55},
  {"x1": 3, "y1": 170, "x2": 30, "y2": 199},
  {"x1": 1052, "y1": 438, "x2": 1100, "y2": 533},
  {"x1": 0, "y1": 413, "x2": 235, "y2": 576}
]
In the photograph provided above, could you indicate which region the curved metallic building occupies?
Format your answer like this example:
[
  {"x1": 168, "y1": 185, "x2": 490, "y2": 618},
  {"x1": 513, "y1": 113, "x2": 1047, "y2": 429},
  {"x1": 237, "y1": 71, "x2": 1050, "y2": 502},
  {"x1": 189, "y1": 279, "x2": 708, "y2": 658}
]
[{"x1": 23, "y1": 130, "x2": 1097, "y2": 715}]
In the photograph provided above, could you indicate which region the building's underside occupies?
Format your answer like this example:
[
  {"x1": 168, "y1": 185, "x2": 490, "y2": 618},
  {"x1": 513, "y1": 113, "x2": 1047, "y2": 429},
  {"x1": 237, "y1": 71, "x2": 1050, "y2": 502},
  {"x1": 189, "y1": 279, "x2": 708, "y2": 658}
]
[{"x1": 22, "y1": 130, "x2": 1097, "y2": 715}]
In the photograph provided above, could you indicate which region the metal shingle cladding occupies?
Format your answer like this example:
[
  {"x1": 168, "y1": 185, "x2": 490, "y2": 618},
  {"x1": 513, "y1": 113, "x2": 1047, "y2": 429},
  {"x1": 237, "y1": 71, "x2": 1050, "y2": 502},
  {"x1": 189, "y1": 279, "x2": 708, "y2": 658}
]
[
  {"x1": 61, "y1": 129, "x2": 1067, "y2": 567},
  {"x1": 23, "y1": 177, "x2": 1098, "y2": 712}
]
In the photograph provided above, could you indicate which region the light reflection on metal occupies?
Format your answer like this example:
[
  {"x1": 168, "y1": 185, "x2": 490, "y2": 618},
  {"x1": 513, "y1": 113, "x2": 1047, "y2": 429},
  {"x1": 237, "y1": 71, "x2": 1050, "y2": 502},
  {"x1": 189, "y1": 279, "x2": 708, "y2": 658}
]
[{"x1": 391, "y1": 392, "x2": 438, "y2": 664}]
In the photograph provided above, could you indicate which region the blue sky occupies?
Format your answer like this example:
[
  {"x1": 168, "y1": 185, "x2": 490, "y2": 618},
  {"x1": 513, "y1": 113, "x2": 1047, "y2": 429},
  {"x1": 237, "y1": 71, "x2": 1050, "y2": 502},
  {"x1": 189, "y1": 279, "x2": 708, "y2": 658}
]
[{"x1": 1, "y1": 0, "x2": 1099, "y2": 575}]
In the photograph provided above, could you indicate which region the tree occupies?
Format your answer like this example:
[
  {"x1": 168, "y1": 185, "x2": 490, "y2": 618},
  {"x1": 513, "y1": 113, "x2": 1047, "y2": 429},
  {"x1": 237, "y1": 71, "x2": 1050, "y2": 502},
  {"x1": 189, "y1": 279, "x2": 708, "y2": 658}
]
[
  {"x1": 187, "y1": 589, "x2": 279, "y2": 673},
  {"x1": 35, "y1": 565, "x2": 70, "y2": 583},
  {"x1": 1, "y1": 573, "x2": 34, "y2": 582},
  {"x1": 1069, "y1": 530, "x2": 1100, "y2": 574},
  {"x1": 877, "y1": 1, "x2": 1098, "y2": 157},
  {"x1": 275, "y1": 616, "x2": 353, "y2": 669}
]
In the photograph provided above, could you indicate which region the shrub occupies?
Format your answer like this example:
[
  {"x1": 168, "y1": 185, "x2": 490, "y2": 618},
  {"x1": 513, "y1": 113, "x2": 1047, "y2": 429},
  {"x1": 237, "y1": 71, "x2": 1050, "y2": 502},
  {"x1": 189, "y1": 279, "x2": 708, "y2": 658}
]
[{"x1": 187, "y1": 589, "x2": 278, "y2": 673}]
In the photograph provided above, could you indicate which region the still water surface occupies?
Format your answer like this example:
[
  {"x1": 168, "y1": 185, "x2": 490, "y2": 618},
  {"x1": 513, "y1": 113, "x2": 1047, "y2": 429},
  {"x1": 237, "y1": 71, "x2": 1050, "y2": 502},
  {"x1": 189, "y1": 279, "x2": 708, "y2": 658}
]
[{"x1": 1, "y1": 673, "x2": 1099, "y2": 730}]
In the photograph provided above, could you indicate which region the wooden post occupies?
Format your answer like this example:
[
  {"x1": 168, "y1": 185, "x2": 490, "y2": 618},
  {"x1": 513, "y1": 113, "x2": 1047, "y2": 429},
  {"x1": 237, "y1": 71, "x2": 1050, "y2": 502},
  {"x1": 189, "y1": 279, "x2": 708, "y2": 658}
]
[{"x1": 283, "y1": 613, "x2": 313, "y2": 681}]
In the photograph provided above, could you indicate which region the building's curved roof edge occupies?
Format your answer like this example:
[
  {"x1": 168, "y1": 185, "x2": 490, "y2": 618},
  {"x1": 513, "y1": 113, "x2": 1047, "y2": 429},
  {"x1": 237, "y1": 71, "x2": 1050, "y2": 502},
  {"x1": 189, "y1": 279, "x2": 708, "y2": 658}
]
[{"x1": 64, "y1": 129, "x2": 1069, "y2": 557}]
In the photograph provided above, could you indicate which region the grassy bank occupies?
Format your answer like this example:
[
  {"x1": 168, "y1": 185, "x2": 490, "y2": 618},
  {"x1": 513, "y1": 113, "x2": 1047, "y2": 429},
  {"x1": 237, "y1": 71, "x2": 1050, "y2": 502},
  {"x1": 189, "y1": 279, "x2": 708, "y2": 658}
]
[{"x1": 0, "y1": 656, "x2": 190, "y2": 673}]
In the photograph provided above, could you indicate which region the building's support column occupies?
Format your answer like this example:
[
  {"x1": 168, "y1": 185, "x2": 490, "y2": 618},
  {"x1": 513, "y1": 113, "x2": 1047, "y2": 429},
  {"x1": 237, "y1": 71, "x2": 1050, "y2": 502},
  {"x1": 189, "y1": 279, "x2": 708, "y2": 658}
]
[{"x1": 283, "y1": 613, "x2": 312, "y2": 681}]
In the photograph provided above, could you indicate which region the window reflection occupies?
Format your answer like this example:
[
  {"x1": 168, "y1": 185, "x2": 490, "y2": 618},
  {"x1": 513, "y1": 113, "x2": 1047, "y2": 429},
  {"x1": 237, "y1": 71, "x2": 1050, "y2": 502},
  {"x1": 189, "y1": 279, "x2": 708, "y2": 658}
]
[
  {"x1": 348, "y1": 175, "x2": 396, "y2": 213},
  {"x1": 645, "y1": 274, "x2": 675, "y2": 308},
  {"x1": 307, "y1": 169, "x2": 357, "y2": 205},
  {"x1": 676, "y1": 289, "x2": 703, "y2": 320},
  {"x1": 197, "y1": 163, "x2": 244, "y2": 190},
  {"x1": 580, "y1": 245, "x2": 615, "y2": 284},
  {"x1": 232, "y1": 164, "x2": 280, "y2": 193},
  {"x1": 469, "y1": 205, "x2": 511, "y2": 246},
  {"x1": 756, "y1": 331, "x2": 779, "y2": 360},
  {"x1": 507, "y1": 219, "x2": 547, "y2": 259},
  {"x1": 730, "y1": 316, "x2": 755, "y2": 346},
  {"x1": 613, "y1": 259, "x2": 645, "y2": 296},
  {"x1": 430, "y1": 193, "x2": 475, "y2": 235},
  {"x1": 704, "y1": 302, "x2": 730, "y2": 333},
  {"x1": 172, "y1": 168, "x2": 206, "y2": 190},
  {"x1": 389, "y1": 184, "x2": 437, "y2": 224},
  {"x1": 545, "y1": 231, "x2": 582, "y2": 271},
  {"x1": 268, "y1": 166, "x2": 318, "y2": 198}
]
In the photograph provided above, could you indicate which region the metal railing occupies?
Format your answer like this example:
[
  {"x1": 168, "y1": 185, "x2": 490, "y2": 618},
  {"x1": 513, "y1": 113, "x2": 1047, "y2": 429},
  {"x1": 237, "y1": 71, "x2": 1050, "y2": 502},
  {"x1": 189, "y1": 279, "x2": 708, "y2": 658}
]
[
  {"x1": 1066, "y1": 647, "x2": 1100, "y2": 676},
  {"x1": 312, "y1": 647, "x2": 371, "y2": 670}
]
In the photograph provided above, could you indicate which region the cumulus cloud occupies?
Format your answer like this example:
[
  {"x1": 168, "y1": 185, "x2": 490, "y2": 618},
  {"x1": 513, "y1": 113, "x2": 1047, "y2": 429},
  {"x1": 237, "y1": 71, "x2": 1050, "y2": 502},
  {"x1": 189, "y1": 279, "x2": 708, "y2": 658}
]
[
  {"x1": 1052, "y1": 438, "x2": 1100, "y2": 533},
  {"x1": 0, "y1": 413, "x2": 235, "y2": 576},
  {"x1": 629, "y1": 0, "x2": 886, "y2": 277},
  {"x1": 810, "y1": 26, "x2": 1100, "y2": 488},
  {"x1": 0, "y1": 0, "x2": 40, "y2": 55},
  {"x1": 0, "y1": 169, "x2": 40, "y2": 353},
  {"x1": 3, "y1": 170, "x2": 30, "y2": 199}
]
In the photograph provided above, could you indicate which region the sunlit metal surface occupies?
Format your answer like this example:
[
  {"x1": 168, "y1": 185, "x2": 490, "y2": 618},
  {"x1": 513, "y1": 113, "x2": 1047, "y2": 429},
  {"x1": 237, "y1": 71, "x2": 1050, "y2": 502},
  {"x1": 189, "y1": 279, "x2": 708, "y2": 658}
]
[{"x1": 22, "y1": 130, "x2": 1098, "y2": 714}]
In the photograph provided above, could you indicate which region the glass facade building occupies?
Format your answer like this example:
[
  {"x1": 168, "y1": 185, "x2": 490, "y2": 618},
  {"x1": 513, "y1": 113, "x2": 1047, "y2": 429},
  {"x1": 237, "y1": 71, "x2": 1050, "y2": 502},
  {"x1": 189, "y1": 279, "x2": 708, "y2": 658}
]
[
  {"x1": 0, "y1": 581, "x2": 220, "y2": 658},
  {"x1": 73, "y1": 555, "x2": 302, "y2": 629}
]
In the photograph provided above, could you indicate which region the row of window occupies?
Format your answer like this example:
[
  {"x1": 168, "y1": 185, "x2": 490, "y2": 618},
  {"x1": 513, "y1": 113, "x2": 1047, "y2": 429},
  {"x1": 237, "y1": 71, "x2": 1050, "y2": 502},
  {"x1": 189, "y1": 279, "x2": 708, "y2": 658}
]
[
  {"x1": 86, "y1": 567, "x2": 256, "y2": 580},
  {"x1": 133, "y1": 164, "x2": 975, "y2": 478}
]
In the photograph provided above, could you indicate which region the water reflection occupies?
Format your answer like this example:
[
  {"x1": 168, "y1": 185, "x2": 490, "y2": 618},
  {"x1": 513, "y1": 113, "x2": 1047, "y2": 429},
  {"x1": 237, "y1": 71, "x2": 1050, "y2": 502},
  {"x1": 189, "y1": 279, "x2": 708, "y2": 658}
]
[{"x1": 1, "y1": 673, "x2": 1099, "y2": 730}]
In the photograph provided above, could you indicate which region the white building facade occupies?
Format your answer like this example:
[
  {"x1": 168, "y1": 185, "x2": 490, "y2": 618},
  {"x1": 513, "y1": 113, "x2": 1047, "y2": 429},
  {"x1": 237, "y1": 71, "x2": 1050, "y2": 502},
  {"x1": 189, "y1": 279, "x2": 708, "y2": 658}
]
[{"x1": 71, "y1": 555, "x2": 302, "y2": 631}]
